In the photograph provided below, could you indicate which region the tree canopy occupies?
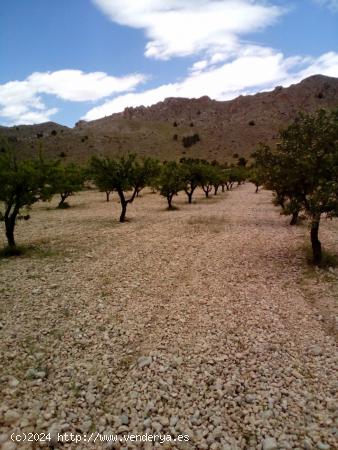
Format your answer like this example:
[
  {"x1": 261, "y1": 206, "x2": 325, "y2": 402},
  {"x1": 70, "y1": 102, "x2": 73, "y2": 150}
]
[
  {"x1": 0, "y1": 145, "x2": 56, "y2": 249},
  {"x1": 253, "y1": 108, "x2": 338, "y2": 264}
]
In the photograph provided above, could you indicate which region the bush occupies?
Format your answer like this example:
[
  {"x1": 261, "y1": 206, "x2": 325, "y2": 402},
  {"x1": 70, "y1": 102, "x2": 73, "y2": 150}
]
[{"x1": 182, "y1": 133, "x2": 200, "y2": 148}]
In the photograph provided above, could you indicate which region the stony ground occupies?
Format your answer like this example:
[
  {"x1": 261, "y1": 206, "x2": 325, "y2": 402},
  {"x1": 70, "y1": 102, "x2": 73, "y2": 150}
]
[{"x1": 0, "y1": 184, "x2": 337, "y2": 450}]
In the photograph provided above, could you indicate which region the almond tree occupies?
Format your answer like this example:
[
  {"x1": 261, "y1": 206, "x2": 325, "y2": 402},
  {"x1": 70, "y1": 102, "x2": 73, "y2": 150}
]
[
  {"x1": 52, "y1": 162, "x2": 85, "y2": 208},
  {"x1": 254, "y1": 109, "x2": 338, "y2": 265},
  {"x1": 180, "y1": 158, "x2": 204, "y2": 204},
  {"x1": 0, "y1": 146, "x2": 56, "y2": 250},
  {"x1": 89, "y1": 154, "x2": 136, "y2": 222},
  {"x1": 158, "y1": 161, "x2": 184, "y2": 209},
  {"x1": 89, "y1": 153, "x2": 147, "y2": 222}
]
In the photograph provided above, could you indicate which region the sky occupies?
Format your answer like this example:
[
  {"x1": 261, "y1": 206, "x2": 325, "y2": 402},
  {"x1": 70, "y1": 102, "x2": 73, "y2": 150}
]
[{"x1": 0, "y1": 0, "x2": 337, "y2": 127}]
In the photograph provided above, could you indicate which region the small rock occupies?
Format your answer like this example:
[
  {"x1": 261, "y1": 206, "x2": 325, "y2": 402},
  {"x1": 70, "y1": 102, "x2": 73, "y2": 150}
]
[
  {"x1": 120, "y1": 415, "x2": 129, "y2": 426},
  {"x1": 151, "y1": 421, "x2": 162, "y2": 432},
  {"x1": 8, "y1": 377, "x2": 19, "y2": 388},
  {"x1": 85, "y1": 392, "x2": 96, "y2": 404},
  {"x1": 317, "y1": 443, "x2": 330, "y2": 450},
  {"x1": 137, "y1": 356, "x2": 152, "y2": 368},
  {"x1": 170, "y1": 416, "x2": 178, "y2": 427},
  {"x1": 303, "y1": 438, "x2": 313, "y2": 450},
  {"x1": 4, "y1": 410, "x2": 20, "y2": 425},
  {"x1": 25, "y1": 368, "x2": 46, "y2": 380},
  {"x1": 1, "y1": 442, "x2": 17, "y2": 450},
  {"x1": 48, "y1": 423, "x2": 61, "y2": 446},
  {"x1": 262, "y1": 437, "x2": 278, "y2": 450},
  {"x1": 159, "y1": 416, "x2": 169, "y2": 427},
  {"x1": 82, "y1": 420, "x2": 92, "y2": 432},
  {"x1": 309, "y1": 346, "x2": 322, "y2": 356},
  {"x1": 326, "y1": 399, "x2": 337, "y2": 411},
  {"x1": 0, "y1": 435, "x2": 9, "y2": 445}
]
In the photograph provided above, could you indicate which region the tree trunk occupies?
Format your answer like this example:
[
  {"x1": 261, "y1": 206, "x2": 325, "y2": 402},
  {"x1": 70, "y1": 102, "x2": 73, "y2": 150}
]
[
  {"x1": 5, "y1": 207, "x2": 18, "y2": 248},
  {"x1": 106, "y1": 191, "x2": 110, "y2": 202},
  {"x1": 119, "y1": 200, "x2": 127, "y2": 222},
  {"x1": 202, "y1": 186, "x2": 209, "y2": 198},
  {"x1": 255, "y1": 184, "x2": 259, "y2": 193},
  {"x1": 184, "y1": 186, "x2": 196, "y2": 204},
  {"x1": 167, "y1": 194, "x2": 173, "y2": 209},
  {"x1": 310, "y1": 216, "x2": 322, "y2": 265},
  {"x1": 58, "y1": 193, "x2": 68, "y2": 208},
  {"x1": 214, "y1": 185, "x2": 219, "y2": 195},
  {"x1": 221, "y1": 184, "x2": 225, "y2": 193},
  {"x1": 290, "y1": 211, "x2": 299, "y2": 226}
]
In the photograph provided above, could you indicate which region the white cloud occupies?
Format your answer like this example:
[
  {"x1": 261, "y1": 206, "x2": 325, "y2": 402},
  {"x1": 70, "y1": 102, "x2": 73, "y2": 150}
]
[
  {"x1": 0, "y1": 69, "x2": 146, "y2": 125},
  {"x1": 92, "y1": 0, "x2": 284, "y2": 60},
  {"x1": 313, "y1": 0, "x2": 338, "y2": 11},
  {"x1": 83, "y1": 50, "x2": 338, "y2": 121},
  {"x1": 27, "y1": 70, "x2": 146, "y2": 102}
]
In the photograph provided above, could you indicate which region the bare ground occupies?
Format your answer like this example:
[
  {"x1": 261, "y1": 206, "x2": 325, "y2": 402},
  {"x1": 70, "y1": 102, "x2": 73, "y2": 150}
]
[{"x1": 0, "y1": 184, "x2": 337, "y2": 450}]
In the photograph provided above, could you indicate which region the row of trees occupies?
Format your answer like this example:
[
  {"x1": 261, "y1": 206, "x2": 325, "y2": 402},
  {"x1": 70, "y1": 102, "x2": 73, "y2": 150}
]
[
  {"x1": 0, "y1": 145, "x2": 246, "y2": 250},
  {"x1": 252, "y1": 108, "x2": 338, "y2": 265},
  {"x1": 157, "y1": 158, "x2": 246, "y2": 209},
  {"x1": 88, "y1": 156, "x2": 247, "y2": 219}
]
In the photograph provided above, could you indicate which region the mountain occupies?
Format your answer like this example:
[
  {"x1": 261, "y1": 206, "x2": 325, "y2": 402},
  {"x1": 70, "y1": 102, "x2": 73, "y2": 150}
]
[{"x1": 1, "y1": 75, "x2": 338, "y2": 163}]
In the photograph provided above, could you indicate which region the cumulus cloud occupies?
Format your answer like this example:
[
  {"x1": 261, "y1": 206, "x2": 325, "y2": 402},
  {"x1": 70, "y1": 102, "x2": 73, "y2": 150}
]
[
  {"x1": 0, "y1": 69, "x2": 145, "y2": 125},
  {"x1": 83, "y1": 50, "x2": 338, "y2": 121},
  {"x1": 92, "y1": 0, "x2": 284, "y2": 60}
]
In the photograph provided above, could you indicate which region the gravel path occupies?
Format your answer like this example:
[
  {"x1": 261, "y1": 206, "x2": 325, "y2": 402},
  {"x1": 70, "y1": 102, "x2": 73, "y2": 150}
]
[{"x1": 0, "y1": 184, "x2": 337, "y2": 450}]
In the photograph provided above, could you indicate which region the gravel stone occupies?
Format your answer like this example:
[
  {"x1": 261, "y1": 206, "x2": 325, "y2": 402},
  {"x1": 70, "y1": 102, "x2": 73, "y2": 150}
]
[
  {"x1": 0, "y1": 185, "x2": 337, "y2": 450},
  {"x1": 262, "y1": 437, "x2": 278, "y2": 450}
]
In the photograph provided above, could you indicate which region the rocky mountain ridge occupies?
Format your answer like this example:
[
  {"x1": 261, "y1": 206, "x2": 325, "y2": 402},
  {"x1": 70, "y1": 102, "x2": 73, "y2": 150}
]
[{"x1": 1, "y1": 75, "x2": 338, "y2": 162}]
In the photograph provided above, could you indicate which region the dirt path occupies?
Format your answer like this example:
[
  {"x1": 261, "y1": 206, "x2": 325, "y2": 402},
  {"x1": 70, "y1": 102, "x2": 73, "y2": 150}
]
[{"x1": 0, "y1": 184, "x2": 337, "y2": 450}]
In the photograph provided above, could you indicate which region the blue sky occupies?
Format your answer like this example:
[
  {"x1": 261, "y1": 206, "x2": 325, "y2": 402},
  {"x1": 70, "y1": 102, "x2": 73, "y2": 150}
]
[{"x1": 0, "y1": 0, "x2": 337, "y2": 126}]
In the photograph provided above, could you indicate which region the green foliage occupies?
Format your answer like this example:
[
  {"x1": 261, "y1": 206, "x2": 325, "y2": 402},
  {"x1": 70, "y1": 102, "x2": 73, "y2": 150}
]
[
  {"x1": 253, "y1": 108, "x2": 338, "y2": 264},
  {"x1": 199, "y1": 162, "x2": 218, "y2": 198},
  {"x1": 134, "y1": 157, "x2": 161, "y2": 195},
  {"x1": 158, "y1": 161, "x2": 185, "y2": 209},
  {"x1": 180, "y1": 158, "x2": 205, "y2": 203},
  {"x1": 51, "y1": 162, "x2": 85, "y2": 208},
  {"x1": 0, "y1": 142, "x2": 56, "y2": 248},
  {"x1": 222, "y1": 165, "x2": 247, "y2": 190},
  {"x1": 88, "y1": 153, "x2": 155, "y2": 222},
  {"x1": 248, "y1": 166, "x2": 265, "y2": 193}
]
